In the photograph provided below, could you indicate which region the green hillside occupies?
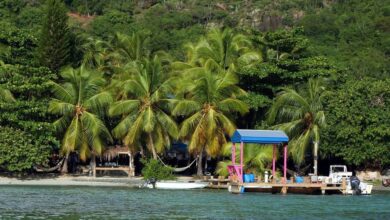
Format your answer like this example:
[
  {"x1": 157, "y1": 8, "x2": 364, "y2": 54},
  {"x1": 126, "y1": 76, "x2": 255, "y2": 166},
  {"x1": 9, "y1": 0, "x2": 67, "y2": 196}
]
[{"x1": 0, "y1": 0, "x2": 389, "y2": 174}]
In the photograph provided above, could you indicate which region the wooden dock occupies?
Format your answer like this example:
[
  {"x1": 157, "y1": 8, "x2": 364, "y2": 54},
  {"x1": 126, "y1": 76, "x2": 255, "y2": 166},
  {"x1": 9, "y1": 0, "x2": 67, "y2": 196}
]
[
  {"x1": 206, "y1": 176, "x2": 348, "y2": 195},
  {"x1": 229, "y1": 179, "x2": 347, "y2": 195},
  {"x1": 206, "y1": 177, "x2": 230, "y2": 189}
]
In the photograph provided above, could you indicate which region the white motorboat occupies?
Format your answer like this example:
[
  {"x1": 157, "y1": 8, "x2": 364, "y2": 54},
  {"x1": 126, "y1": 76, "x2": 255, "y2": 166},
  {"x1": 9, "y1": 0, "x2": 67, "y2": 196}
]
[
  {"x1": 146, "y1": 181, "x2": 208, "y2": 189},
  {"x1": 346, "y1": 181, "x2": 373, "y2": 195},
  {"x1": 320, "y1": 165, "x2": 373, "y2": 195}
]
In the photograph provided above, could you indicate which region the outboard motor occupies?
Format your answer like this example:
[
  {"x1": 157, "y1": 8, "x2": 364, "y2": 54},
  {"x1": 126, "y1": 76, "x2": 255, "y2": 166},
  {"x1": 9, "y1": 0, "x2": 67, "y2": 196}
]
[
  {"x1": 350, "y1": 176, "x2": 361, "y2": 195},
  {"x1": 148, "y1": 178, "x2": 157, "y2": 189}
]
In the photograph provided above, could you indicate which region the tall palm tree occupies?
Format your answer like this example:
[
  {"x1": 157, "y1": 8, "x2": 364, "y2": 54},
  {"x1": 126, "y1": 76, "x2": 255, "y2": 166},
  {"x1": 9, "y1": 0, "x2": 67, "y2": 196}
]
[
  {"x1": 267, "y1": 78, "x2": 326, "y2": 175},
  {"x1": 109, "y1": 56, "x2": 178, "y2": 160},
  {"x1": 49, "y1": 66, "x2": 113, "y2": 173},
  {"x1": 172, "y1": 69, "x2": 248, "y2": 176}
]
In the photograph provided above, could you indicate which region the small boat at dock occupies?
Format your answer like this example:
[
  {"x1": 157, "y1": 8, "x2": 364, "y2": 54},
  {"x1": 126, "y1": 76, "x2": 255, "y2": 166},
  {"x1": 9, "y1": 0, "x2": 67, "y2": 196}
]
[{"x1": 145, "y1": 181, "x2": 208, "y2": 189}]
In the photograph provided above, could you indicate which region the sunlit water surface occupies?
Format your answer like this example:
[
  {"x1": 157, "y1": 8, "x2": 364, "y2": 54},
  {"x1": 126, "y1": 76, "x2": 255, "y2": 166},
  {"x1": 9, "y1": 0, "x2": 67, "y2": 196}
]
[{"x1": 0, "y1": 186, "x2": 389, "y2": 219}]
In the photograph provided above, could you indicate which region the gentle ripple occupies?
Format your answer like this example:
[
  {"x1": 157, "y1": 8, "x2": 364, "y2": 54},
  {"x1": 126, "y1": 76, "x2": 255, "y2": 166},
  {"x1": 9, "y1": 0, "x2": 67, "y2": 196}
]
[{"x1": 0, "y1": 186, "x2": 389, "y2": 219}]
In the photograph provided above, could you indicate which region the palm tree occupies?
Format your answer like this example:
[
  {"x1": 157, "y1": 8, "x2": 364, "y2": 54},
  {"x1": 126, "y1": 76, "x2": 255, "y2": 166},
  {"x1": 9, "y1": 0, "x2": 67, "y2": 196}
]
[
  {"x1": 195, "y1": 28, "x2": 261, "y2": 71},
  {"x1": 172, "y1": 69, "x2": 248, "y2": 176},
  {"x1": 110, "y1": 32, "x2": 149, "y2": 65},
  {"x1": 109, "y1": 56, "x2": 178, "y2": 160},
  {"x1": 81, "y1": 37, "x2": 115, "y2": 75},
  {"x1": 49, "y1": 66, "x2": 113, "y2": 173},
  {"x1": 267, "y1": 78, "x2": 326, "y2": 175},
  {"x1": 216, "y1": 143, "x2": 274, "y2": 177}
]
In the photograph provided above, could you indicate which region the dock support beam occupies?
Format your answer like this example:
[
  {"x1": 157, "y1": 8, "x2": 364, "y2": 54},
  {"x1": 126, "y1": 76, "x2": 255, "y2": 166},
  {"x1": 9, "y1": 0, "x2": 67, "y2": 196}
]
[
  {"x1": 232, "y1": 143, "x2": 236, "y2": 165},
  {"x1": 272, "y1": 144, "x2": 276, "y2": 178},
  {"x1": 240, "y1": 141, "x2": 243, "y2": 182},
  {"x1": 283, "y1": 144, "x2": 287, "y2": 183},
  {"x1": 281, "y1": 186, "x2": 287, "y2": 194}
]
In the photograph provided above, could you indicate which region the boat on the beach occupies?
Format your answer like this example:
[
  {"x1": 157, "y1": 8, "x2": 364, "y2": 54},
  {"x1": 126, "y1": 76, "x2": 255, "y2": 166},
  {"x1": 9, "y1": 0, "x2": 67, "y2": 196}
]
[{"x1": 145, "y1": 181, "x2": 208, "y2": 189}]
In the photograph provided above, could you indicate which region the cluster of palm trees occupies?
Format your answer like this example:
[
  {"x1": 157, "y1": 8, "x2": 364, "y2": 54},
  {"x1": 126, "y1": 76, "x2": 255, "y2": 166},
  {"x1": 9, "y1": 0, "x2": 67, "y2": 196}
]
[
  {"x1": 49, "y1": 28, "x2": 327, "y2": 176},
  {"x1": 50, "y1": 29, "x2": 255, "y2": 174}
]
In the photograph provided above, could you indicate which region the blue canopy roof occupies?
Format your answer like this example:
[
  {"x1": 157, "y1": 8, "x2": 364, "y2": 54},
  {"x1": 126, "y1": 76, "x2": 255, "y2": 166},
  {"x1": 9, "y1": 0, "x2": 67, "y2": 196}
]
[{"x1": 231, "y1": 129, "x2": 289, "y2": 144}]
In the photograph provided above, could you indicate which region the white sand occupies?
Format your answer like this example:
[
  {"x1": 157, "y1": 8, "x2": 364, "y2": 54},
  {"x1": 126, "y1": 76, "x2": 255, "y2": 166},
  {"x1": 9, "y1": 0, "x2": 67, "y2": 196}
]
[{"x1": 0, "y1": 176, "x2": 197, "y2": 187}]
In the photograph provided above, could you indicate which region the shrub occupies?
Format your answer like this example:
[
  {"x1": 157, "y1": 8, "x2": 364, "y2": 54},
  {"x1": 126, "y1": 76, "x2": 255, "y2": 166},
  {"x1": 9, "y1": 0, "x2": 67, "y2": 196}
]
[{"x1": 141, "y1": 158, "x2": 175, "y2": 181}]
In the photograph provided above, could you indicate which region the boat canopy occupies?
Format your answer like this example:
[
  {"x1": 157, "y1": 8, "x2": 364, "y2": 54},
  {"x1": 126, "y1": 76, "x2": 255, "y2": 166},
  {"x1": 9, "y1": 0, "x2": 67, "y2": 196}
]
[{"x1": 231, "y1": 129, "x2": 289, "y2": 144}]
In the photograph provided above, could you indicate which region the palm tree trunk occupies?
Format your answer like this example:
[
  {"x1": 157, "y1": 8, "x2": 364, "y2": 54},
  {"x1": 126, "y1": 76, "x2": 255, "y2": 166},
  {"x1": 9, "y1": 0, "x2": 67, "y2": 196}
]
[
  {"x1": 148, "y1": 133, "x2": 157, "y2": 159},
  {"x1": 91, "y1": 153, "x2": 96, "y2": 177},
  {"x1": 313, "y1": 141, "x2": 319, "y2": 176},
  {"x1": 60, "y1": 152, "x2": 69, "y2": 174},
  {"x1": 197, "y1": 151, "x2": 203, "y2": 177}
]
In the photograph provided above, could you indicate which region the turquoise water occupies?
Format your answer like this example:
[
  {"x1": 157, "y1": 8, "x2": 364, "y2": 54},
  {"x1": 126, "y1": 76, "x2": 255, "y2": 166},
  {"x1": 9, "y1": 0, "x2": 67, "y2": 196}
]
[{"x1": 0, "y1": 186, "x2": 389, "y2": 219}]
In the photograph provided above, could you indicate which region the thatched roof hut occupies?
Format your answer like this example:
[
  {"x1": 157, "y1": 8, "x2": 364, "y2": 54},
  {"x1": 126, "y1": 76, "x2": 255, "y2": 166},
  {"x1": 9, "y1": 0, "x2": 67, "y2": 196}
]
[{"x1": 102, "y1": 145, "x2": 130, "y2": 161}]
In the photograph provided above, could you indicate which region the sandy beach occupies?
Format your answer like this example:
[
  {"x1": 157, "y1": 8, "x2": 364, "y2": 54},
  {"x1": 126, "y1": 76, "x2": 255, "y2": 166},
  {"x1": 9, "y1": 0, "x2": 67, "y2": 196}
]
[
  {"x1": 0, "y1": 176, "x2": 200, "y2": 188},
  {"x1": 1, "y1": 176, "x2": 388, "y2": 191},
  {"x1": 0, "y1": 176, "x2": 144, "y2": 187}
]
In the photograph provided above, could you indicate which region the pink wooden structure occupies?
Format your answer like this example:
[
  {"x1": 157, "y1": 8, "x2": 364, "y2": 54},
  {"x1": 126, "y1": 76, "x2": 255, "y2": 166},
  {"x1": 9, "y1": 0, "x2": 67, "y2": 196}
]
[{"x1": 228, "y1": 129, "x2": 289, "y2": 183}]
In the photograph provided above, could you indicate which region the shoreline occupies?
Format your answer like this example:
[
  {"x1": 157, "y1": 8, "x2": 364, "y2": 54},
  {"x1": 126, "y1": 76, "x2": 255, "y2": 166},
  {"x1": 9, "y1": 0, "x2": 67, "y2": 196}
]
[
  {"x1": 1, "y1": 176, "x2": 389, "y2": 192},
  {"x1": 0, "y1": 176, "x2": 143, "y2": 187},
  {"x1": 0, "y1": 176, "x2": 198, "y2": 188}
]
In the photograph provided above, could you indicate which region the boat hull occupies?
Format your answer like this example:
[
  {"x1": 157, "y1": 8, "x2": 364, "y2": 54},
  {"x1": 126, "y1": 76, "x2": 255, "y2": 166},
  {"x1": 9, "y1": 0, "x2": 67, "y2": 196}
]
[{"x1": 147, "y1": 182, "x2": 208, "y2": 189}]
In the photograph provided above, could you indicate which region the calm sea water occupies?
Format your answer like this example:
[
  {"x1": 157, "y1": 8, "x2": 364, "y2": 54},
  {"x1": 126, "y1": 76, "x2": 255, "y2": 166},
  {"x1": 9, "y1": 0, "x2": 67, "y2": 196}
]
[{"x1": 0, "y1": 186, "x2": 389, "y2": 219}]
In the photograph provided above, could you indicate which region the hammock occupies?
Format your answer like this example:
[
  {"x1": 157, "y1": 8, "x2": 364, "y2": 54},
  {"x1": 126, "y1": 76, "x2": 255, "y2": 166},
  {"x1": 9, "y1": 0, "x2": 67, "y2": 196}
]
[
  {"x1": 33, "y1": 158, "x2": 64, "y2": 172},
  {"x1": 157, "y1": 155, "x2": 198, "y2": 172}
]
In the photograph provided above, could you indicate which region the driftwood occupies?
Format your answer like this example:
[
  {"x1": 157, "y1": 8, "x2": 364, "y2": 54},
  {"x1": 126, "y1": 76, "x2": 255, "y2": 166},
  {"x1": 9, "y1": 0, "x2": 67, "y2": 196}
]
[{"x1": 34, "y1": 158, "x2": 64, "y2": 172}]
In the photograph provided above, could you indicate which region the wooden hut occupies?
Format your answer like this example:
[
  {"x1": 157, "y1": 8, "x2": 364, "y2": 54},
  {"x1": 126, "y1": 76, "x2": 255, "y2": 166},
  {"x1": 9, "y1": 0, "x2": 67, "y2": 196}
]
[{"x1": 93, "y1": 146, "x2": 135, "y2": 177}]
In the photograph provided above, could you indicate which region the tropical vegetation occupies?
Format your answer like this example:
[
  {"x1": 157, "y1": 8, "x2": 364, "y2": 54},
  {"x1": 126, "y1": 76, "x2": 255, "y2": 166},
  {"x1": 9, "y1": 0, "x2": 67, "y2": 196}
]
[
  {"x1": 267, "y1": 78, "x2": 326, "y2": 175},
  {"x1": 0, "y1": 0, "x2": 389, "y2": 176}
]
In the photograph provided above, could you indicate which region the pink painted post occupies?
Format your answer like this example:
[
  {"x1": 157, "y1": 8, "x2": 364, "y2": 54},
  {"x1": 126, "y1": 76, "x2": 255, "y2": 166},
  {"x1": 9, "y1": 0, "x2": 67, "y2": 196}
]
[
  {"x1": 232, "y1": 143, "x2": 236, "y2": 165},
  {"x1": 272, "y1": 144, "x2": 276, "y2": 177},
  {"x1": 283, "y1": 144, "x2": 287, "y2": 183},
  {"x1": 240, "y1": 141, "x2": 244, "y2": 182}
]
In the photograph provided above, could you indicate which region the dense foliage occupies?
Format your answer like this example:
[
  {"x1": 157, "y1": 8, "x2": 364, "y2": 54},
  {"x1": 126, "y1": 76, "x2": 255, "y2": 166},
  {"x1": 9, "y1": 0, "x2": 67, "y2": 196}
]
[
  {"x1": 0, "y1": 65, "x2": 57, "y2": 171},
  {"x1": 0, "y1": 126, "x2": 51, "y2": 172},
  {"x1": 141, "y1": 158, "x2": 175, "y2": 181},
  {"x1": 0, "y1": 0, "x2": 388, "y2": 173},
  {"x1": 322, "y1": 78, "x2": 390, "y2": 169},
  {"x1": 38, "y1": 0, "x2": 72, "y2": 72}
]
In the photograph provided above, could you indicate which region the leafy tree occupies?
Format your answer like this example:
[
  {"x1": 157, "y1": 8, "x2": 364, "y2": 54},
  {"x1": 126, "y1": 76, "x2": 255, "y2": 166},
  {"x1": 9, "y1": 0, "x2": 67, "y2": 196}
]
[
  {"x1": 0, "y1": 126, "x2": 51, "y2": 172},
  {"x1": 173, "y1": 69, "x2": 248, "y2": 176},
  {"x1": 267, "y1": 78, "x2": 326, "y2": 175},
  {"x1": 237, "y1": 28, "x2": 337, "y2": 128},
  {"x1": 0, "y1": 21, "x2": 38, "y2": 66},
  {"x1": 38, "y1": 0, "x2": 71, "y2": 72},
  {"x1": 141, "y1": 158, "x2": 175, "y2": 181},
  {"x1": 49, "y1": 66, "x2": 112, "y2": 173},
  {"x1": 109, "y1": 57, "x2": 178, "y2": 160},
  {"x1": 322, "y1": 78, "x2": 390, "y2": 169},
  {"x1": 0, "y1": 65, "x2": 57, "y2": 171}
]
